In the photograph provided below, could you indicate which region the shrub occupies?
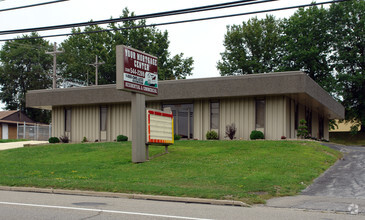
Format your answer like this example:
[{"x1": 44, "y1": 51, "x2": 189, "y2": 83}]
[
  {"x1": 59, "y1": 136, "x2": 69, "y2": 143},
  {"x1": 117, "y1": 135, "x2": 128, "y2": 142},
  {"x1": 297, "y1": 119, "x2": 309, "y2": 139},
  {"x1": 81, "y1": 137, "x2": 88, "y2": 143},
  {"x1": 225, "y1": 123, "x2": 237, "y2": 140},
  {"x1": 250, "y1": 130, "x2": 264, "y2": 140},
  {"x1": 174, "y1": 134, "x2": 181, "y2": 140},
  {"x1": 206, "y1": 130, "x2": 218, "y2": 140},
  {"x1": 48, "y1": 137, "x2": 60, "y2": 144},
  {"x1": 281, "y1": 136, "x2": 286, "y2": 140}
]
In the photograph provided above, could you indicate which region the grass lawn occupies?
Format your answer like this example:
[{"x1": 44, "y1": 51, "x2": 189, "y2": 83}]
[
  {"x1": 330, "y1": 132, "x2": 365, "y2": 146},
  {"x1": 0, "y1": 139, "x2": 28, "y2": 143},
  {"x1": 0, "y1": 140, "x2": 341, "y2": 204}
]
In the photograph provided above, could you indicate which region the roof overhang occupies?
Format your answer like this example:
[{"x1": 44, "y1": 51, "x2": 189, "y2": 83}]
[{"x1": 26, "y1": 71, "x2": 345, "y2": 119}]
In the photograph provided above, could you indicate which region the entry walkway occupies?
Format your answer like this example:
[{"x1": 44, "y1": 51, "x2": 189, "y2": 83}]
[
  {"x1": 0, "y1": 141, "x2": 48, "y2": 151},
  {"x1": 266, "y1": 143, "x2": 365, "y2": 215}
]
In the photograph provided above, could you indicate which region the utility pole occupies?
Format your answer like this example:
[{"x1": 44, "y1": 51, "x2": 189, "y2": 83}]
[
  {"x1": 89, "y1": 55, "x2": 105, "y2": 86},
  {"x1": 86, "y1": 70, "x2": 89, "y2": 86},
  {"x1": 46, "y1": 42, "x2": 63, "y2": 89}
]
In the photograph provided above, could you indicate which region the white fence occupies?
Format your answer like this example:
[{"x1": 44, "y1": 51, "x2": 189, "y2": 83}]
[{"x1": 17, "y1": 123, "x2": 51, "y2": 141}]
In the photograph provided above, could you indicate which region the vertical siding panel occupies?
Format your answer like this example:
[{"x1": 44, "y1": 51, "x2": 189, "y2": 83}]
[
  {"x1": 244, "y1": 98, "x2": 249, "y2": 140},
  {"x1": 265, "y1": 97, "x2": 270, "y2": 139},
  {"x1": 193, "y1": 100, "x2": 200, "y2": 140},
  {"x1": 324, "y1": 117, "x2": 329, "y2": 140},
  {"x1": 219, "y1": 99, "x2": 224, "y2": 140},
  {"x1": 291, "y1": 100, "x2": 295, "y2": 138},
  {"x1": 239, "y1": 98, "x2": 244, "y2": 139},
  {"x1": 234, "y1": 99, "x2": 239, "y2": 138},
  {"x1": 112, "y1": 104, "x2": 116, "y2": 141}
]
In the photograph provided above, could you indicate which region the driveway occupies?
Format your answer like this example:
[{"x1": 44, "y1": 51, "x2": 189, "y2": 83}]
[
  {"x1": 266, "y1": 143, "x2": 365, "y2": 215},
  {"x1": 0, "y1": 141, "x2": 48, "y2": 151}
]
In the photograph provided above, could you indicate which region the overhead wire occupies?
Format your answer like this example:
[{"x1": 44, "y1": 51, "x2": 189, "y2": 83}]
[
  {"x1": 0, "y1": 0, "x2": 69, "y2": 13},
  {"x1": 0, "y1": 0, "x2": 275, "y2": 35},
  {"x1": 0, "y1": 0, "x2": 350, "y2": 42}
]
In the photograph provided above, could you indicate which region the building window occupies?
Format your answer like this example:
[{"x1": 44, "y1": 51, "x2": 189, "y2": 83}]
[
  {"x1": 319, "y1": 114, "x2": 324, "y2": 139},
  {"x1": 65, "y1": 108, "x2": 71, "y2": 132},
  {"x1": 305, "y1": 107, "x2": 312, "y2": 134},
  {"x1": 210, "y1": 102, "x2": 219, "y2": 130},
  {"x1": 255, "y1": 99, "x2": 265, "y2": 129},
  {"x1": 162, "y1": 103, "x2": 193, "y2": 139},
  {"x1": 100, "y1": 107, "x2": 107, "y2": 131}
]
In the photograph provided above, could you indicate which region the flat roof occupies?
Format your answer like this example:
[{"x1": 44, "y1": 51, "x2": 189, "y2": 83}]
[{"x1": 26, "y1": 71, "x2": 344, "y2": 119}]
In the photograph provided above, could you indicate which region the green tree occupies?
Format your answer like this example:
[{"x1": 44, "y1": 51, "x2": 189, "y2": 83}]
[
  {"x1": 217, "y1": 15, "x2": 282, "y2": 75},
  {"x1": 280, "y1": 5, "x2": 335, "y2": 93},
  {"x1": 328, "y1": 0, "x2": 365, "y2": 132},
  {"x1": 0, "y1": 33, "x2": 52, "y2": 123},
  {"x1": 60, "y1": 8, "x2": 194, "y2": 84},
  {"x1": 59, "y1": 25, "x2": 112, "y2": 85}
]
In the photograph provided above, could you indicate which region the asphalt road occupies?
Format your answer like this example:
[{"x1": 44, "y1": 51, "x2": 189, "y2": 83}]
[
  {"x1": 0, "y1": 190, "x2": 361, "y2": 220},
  {"x1": 267, "y1": 143, "x2": 365, "y2": 215}
]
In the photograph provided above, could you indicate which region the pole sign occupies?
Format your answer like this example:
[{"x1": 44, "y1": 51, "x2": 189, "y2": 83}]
[
  {"x1": 146, "y1": 109, "x2": 174, "y2": 145},
  {"x1": 116, "y1": 45, "x2": 158, "y2": 96}
]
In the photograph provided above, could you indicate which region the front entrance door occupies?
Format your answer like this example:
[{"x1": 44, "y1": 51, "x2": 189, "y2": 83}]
[{"x1": 2, "y1": 124, "x2": 8, "y2": 139}]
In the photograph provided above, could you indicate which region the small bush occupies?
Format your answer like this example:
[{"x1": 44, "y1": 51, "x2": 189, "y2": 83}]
[
  {"x1": 281, "y1": 136, "x2": 286, "y2": 140},
  {"x1": 59, "y1": 136, "x2": 69, "y2": 143},
  {"x1": 297, "y1": 119, "x2": 309, "y2": 139},
  {"x1": 48, "y1": 137, "x2": 60, "y2": 143},
  {"x1": 174, "y1": 134, "x2": 181, "y2": 140},
  {"x1": 250, "y1": 130, "x2": 264, "y2": 140},
  {"x1": 225, "y1": 123, "x2": 237, "y2": 140},
  {"x1": 206, "y1": 130, "x2": 219, "y2": 140},
  {"x1": 117, "y1": 135, "x2": 128, "y2": 142},
  {"x1": 81, "y1": 137, "x2": 88, "y2": 143}
]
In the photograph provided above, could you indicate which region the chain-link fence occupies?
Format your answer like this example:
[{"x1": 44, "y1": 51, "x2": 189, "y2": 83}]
[{"x1": 17, "y1": 123, "x2": 51, "y2": 141}]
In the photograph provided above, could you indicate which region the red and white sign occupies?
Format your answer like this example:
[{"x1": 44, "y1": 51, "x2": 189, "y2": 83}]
[
  {"x1": 116, "y1": 45, "x2": 158, "y2": 96},
  {"x1": 146, "y1": 109, "x2": 174, "y2": 145}
]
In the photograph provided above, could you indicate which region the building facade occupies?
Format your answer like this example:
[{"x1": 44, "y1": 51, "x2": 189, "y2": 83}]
[
  {"x1": 26, "y1": 71, "x2": 344, "y2": 142},
  {"x1": 0, "y1": 110, "x2": 35, "y2": 140}
]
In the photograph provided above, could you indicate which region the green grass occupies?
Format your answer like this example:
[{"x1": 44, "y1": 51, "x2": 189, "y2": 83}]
[
  {"x1": 0, "y1": 139, "x2": 28, "y2": 143},
  {"x1": 0, "y1": 140, "x2": 341, "y2": 204},
  {"x1": 330, "y1": 132, "x2": 365, "y2": 146}
]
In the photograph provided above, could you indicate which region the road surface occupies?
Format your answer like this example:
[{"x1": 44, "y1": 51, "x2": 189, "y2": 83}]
[{"x1": 0, "y1": 190, "x2": 362, "y2": 220}]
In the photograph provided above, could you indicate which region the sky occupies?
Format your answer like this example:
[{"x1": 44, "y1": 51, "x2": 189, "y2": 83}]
[{"x1": 0, "y1": 0, "x2": 330, "y2": 110}]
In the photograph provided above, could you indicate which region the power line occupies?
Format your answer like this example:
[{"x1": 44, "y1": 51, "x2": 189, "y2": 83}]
[
  {"x1": 0, "y1": 0, "x2": 349, "y2": 42},
  {"x1": 0, "y1": 0, "x2": 69, "y2": 13},
  {"x1": 0, "y1": 0, "x2": 275, "y2": 35}
]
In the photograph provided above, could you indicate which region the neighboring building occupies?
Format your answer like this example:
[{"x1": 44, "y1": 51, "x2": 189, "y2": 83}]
[
  {"x1": 0, "y1": 110, "x2": 35, "y2": 140},
  {"x1": 330, "y1": 120, "x2": 361, "y2": 132},
  {"x1": 26, "y1": 71, "x2": 344, "y2": 142}
]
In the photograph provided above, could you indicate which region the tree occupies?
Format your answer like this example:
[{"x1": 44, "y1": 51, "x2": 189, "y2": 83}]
[
  {"x1": 280, "y1": 5, "x2": 335, "y2": 94},
  {"x1": 59, "y1": 8, "x2": 194, "y2": 84},
  {"x1": 0, "y1": 33, "x2": 52, "y2": 123},
  {"x1": 217, "y1": 15, "x2": 282, "y2": 75},
  {"x1": 329, "y1": 0, "x2": 365, "y2": 132},
  {"x1": 59, "y1": 25, "x2": 112, "y2": 85}
]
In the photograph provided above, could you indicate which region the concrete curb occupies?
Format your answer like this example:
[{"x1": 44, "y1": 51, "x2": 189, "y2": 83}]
[{"x1": 0, "y1": 186, "x2": 250, "y2": 207}]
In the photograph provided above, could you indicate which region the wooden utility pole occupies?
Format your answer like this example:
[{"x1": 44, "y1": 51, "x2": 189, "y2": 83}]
[
  {"x1": 89, "y1": 55, "x2": 105, "y2": 85},
  {"x1": 46, "y1": 42, "x2": 63, "y2": 89}
]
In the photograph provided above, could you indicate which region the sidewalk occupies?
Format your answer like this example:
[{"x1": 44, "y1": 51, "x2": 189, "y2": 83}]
[{"x1": 0, "y1": 141, "x2": 49, "y2": 151}]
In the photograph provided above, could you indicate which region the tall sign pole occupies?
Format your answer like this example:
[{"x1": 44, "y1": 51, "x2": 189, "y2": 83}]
[
  {"x1": 116, "y1": 45, "x2": 158, "y2": 163},
  {"x1": 46, "y1": 42, "x2": 63, "y2": 89},
  {"x1": 89, "y1": 55, "x2": 105, "y2": 86}
]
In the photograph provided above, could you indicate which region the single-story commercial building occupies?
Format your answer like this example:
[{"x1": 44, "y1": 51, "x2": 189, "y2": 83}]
[
  {"x1": 26, "y1": 71, "x2": 344, "y2": 142},
  {"x1": 0, "y1": 110, "x2": 36, "y2": 140}
]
